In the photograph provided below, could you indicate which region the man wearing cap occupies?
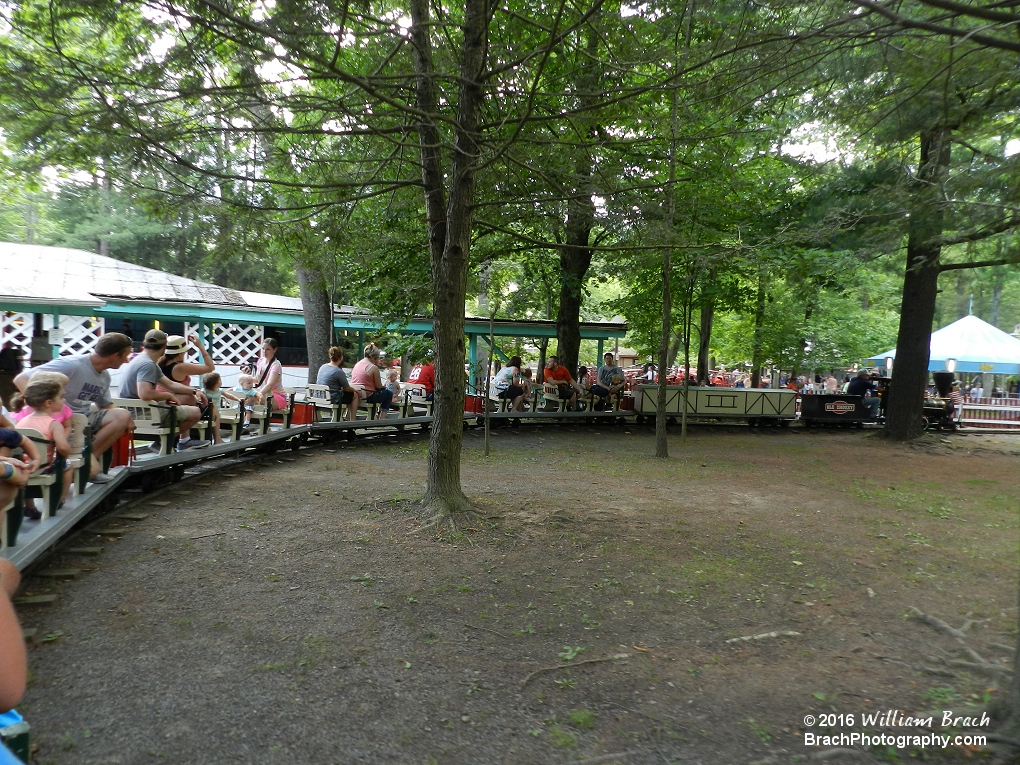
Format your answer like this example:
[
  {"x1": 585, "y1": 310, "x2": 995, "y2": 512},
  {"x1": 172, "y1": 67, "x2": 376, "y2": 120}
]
[
  {"x1": 846, "y1": 370, "x2": 881, "y2": 420},
  {"x1": 590, "y1": 352, "x2": 626, "y2": 410},
  {"x1": 119, "y1": 330, "x2": 209, "y2": 451},
  {"x1": 14, "y1": 332, "x2": 136, "y2": 482}
]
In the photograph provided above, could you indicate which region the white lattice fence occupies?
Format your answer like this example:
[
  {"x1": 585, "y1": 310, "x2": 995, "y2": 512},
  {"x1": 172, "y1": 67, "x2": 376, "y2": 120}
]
[
  {"x1": 0, "y1": 312, "x2": 33, "y2": 355},
  {"x1": 57, "y1": 316, "x2": 104, "y2": 356},
  {"x1": 186, "y1": 323, "x2": 263, "y2": 366}
]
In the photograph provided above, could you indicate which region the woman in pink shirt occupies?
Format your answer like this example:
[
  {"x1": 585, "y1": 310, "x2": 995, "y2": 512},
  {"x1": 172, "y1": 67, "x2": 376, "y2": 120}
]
[
  {"x1": 350, "y1": 344, "x2": 392, "y2": 418},
  {"x1": 254, "y1": 338, "x2": 288, "y2": 411}
]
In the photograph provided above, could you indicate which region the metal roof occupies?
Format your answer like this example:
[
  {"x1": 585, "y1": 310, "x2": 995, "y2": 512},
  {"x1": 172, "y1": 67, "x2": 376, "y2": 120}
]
[
  {"x1": 0, "y1": 242, "x2": 627, "y2": 339},
  {"x1": 0, "y1": 242, "x2": 246, "y2": 307}
]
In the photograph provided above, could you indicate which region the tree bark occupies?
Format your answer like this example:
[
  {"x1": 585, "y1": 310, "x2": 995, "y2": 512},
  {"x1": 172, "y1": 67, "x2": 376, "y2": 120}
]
[
  {"x1": 555, "y1": 26, "x2": 600, "y2": 376},
  {"x1": 296, "y1": 265, "x2": 333, "y2": 382},
  {"x1": 556, "y1": 214, "x2": 594, "y2": 374},
  {"x1": 666, "y1": 334, "x2": 682, "y2": 368},
  {"x1": 655, "y1": 247, "x2": 671, "y2": 458},
  {"x1": 696, "y1": 283, "x2": 715, "y2": 384},
  {"x1": 885, "y1": 128, "x2": 951, "y2": 441},
  {"x1": 411, "y1": 0, "x2": 488, "y2": 519},
  {"x1": 750, "y1": 269, "x2": 767, "y2": 389}
]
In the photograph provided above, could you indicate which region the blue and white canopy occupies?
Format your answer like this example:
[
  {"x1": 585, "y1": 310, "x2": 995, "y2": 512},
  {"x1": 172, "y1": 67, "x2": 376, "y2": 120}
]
[{"x1": 867, "y1": 315, "x2": 1020, "y2": 374}]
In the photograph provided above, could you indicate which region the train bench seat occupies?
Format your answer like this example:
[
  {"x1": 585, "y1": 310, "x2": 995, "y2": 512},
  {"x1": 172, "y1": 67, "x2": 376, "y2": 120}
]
[{"x1": 112, "y1": 399, "x2": 177, "y2": 455}]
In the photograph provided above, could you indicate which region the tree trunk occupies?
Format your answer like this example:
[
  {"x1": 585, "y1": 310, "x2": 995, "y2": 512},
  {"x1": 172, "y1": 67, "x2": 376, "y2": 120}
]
[
  {"x1": 696, "y1": 283, "x2": 715, "y2": 384},
  {"x1": 666, "y1": 334, "x2": 682, "y2": 368},
  {"x1": 556, "y1": 223, "x2": 593, "y2": 375},
  {"x1": 555, "y1": 27, "x2": 600, "y2": 376},
  {"x1": 750, "y1": 269, "x2": 767, "y2": 389},
  {"x1": 297, "y1": 265, "x2": 333, "y2": 383},
  {"x1": 655, "y1": 247, "x2": 671, "y2": 458},
  {"x1": 885, "y1": 128, "x2": 951, "y2": 441},
  {"x1": 411, "y1": 0, "x2": 488, "y2": 519}
]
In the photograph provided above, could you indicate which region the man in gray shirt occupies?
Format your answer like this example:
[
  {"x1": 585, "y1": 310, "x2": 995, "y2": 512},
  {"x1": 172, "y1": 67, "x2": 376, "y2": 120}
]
[
  {"x1": 591, "y1": 352, "x2": 626, "y2": 410},
  {"x1": 119, "y1": 330, "x2": 208, "y2": 451},
  {"x1": 16, "y1": 332, "x2": 136, "y2": 483}
]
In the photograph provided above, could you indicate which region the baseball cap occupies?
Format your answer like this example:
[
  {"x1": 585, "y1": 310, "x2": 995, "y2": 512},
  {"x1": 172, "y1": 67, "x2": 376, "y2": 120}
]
[
  {"x1": 164, "y1": 335, "x2": 188, "y2": 355},
  {"x1": 143, "y1": 329, "x2": 168, "y2": 349}
]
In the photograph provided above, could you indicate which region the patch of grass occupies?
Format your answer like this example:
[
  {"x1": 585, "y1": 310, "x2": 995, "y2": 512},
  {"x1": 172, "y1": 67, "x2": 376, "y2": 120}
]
[
  {"x1": 747, "y1": 718, "x2": 773, "y2": 743},
  {"x1": 566, "y1": 709, "x2": 597, "y2": 729},
  {"x1": 546, "y1": 724, "x2": 577, "y2": 749}
]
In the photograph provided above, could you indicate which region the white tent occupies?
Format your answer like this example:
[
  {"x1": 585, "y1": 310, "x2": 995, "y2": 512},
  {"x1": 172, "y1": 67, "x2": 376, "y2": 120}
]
[{"x1": 867, "y1": 314, "x2": 1020, "y2": 374}]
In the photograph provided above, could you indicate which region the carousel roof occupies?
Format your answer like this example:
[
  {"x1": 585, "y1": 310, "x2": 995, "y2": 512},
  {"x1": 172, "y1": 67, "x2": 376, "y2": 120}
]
[{"x1": 867, "y1": 314, "x2": 1020, "y2": 374}]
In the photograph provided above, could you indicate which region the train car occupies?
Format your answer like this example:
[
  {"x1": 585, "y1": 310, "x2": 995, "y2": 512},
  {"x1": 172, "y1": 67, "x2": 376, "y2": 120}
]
[
  {"x1": 799, "y1": 394, "x2": 869, "y2": 428},
  {"x1": 631, "y1": 385, "x2": 797, "y2": 427}
]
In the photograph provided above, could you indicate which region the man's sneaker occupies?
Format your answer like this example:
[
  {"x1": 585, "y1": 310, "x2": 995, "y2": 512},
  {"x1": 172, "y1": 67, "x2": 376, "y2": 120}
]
[
  {"x1": 176, "y1": 438, "x2": 210, "y2": 452},
  {"x1": 90, "y1": 472, "x2": 114, "y2": 485}
]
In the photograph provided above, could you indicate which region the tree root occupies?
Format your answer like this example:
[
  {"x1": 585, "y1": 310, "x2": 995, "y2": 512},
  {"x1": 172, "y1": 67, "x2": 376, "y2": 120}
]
[
  {"x1": 725, "y1": 630, "x2": 801, "y2": 644},
  {"x1": 411, "y1": 493, "x2": 483, "y2": 535},
  {"x1": 463, "y1": 622, "x2": 509, "y2": 640},
  {"x1": 909, "y1": 606, "x2": 969, "y2": 641},
  {"x1": 520, "y1": 653, "x2": 631, "y2": 690},
  {"x1": 947, "y1": 659, "x2": 1013, "y2": 678}
]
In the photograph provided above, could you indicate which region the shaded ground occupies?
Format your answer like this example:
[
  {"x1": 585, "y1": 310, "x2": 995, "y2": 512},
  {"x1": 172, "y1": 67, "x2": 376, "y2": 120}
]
[{"x1": 12, "y1": 426, "x2": 1020, "y2": 764}]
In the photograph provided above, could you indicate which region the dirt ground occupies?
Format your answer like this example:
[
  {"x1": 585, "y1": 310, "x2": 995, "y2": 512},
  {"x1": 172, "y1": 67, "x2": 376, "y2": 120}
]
[{"x1": 11, "y1": 425, "x2": 1020, "y2": 764}]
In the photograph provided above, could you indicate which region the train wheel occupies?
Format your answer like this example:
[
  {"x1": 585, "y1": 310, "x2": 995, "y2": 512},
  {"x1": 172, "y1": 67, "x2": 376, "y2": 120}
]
[
  {"x1": 779, "y1": 419, "x2": 790, "y2": 428},
  {"x1": 921, "y1": 416, "x2": 931, "y2": 431},
  {"x1": 667, "y1": 417, "x2": 677, "y2": 426},
  {"x1": 747, "y1": 418, "x2": 757, "y2": 428}
]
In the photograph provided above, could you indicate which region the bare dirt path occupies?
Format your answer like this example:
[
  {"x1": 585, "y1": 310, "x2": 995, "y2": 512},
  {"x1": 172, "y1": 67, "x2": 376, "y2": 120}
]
[{"x1": 13, "y1": 427, "x2": 1020, "y2": 764}]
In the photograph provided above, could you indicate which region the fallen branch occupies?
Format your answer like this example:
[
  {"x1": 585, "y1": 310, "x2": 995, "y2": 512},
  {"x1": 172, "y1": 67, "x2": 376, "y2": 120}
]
[
  {"x1": 520, "y1": 653, "x2": 630, "y2": 690},
  {"x1": 725, "y1": 630, "x2": 801, "y2": 644},
  {"x1": 190, "y1": 532, "x2": 226, "y2": 540},
  {"x1": 946, "y1": 659, "x2": 1013, "y2": 678},
  {"x1": 920, "y1": 666, "x2": 957, "y2": 677},
  {"x1": 576, "y1": 751, "x2": 640, "y2": 764},
  {"x1": 463, "y1": 623, "x2": 510, "y2": 640},
  {"x1": 908, "y1": 606, "x2": 967, "y2": 641}
]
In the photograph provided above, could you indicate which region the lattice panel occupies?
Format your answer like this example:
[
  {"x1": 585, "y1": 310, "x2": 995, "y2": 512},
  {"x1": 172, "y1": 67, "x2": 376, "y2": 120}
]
[
  {"x1": 205, "y1": 323, "x2": 263, "y2": 366},
  {"x1": 182, "y1": 323, "x2": 203, "y2": 365},
  {"x1": 0, "y1": 312, "x2": 33, "y2": 355},
  {"x1": 57, "y1": 316, "x2": 104, "y2": 356}
]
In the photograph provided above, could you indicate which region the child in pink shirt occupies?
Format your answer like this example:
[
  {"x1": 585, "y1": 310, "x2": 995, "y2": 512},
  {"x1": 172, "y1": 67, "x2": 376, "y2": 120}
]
[{"x1": 12, "y1": 378, "x2": 73, "y2": 510}]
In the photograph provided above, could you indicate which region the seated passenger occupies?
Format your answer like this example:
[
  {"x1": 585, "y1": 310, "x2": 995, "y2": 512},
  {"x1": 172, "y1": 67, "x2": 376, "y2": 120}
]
[
  {"x1": 253, "y1": 338, "x2": 288, "y2": 412},
  {"x1": 407, "y1": 357, "x2": 435, "y2": 401},
  {"x1": 201, "y1": 373, "x2": 232, "y2": 445},
  {"x1": 846, "y1": 370, "x2": 880, "y2": 420},
  {"x1": 119, "y1": 330, "x2": 208, "y2": 451},
  {"x1": 544, "y1": 356, "x2": 584, "y2": 410},
  {"x1": 591, "y1": 353, "x2": 626, "y2": 410},
  {"x1": 350, "y1": 344, "x2": 392, "y2": 419},
  {"x1": 384, "y1": 368, "x2": 402, "y2": 400},
  {"x1": 491, "y1": 356, "x2": 526, "y2": 412},
  {"x1": 519, "y1": 367, "x2": 534, "y2": 406},
  {"x1": 233, "y1": 374, "x2": 257, "y2": 428},
  {"x1": 315, "y1": 347, "x2": 360, "y2": 422},
  {"x1": 12, "y1": 378, "x2": 73, "y2": 512},
  {"x1": 15, "y1": 332, "x2": 135, "y2": 483},
  {"x1": 158, "y1": 334, "x2": 215, "y2": 410}
]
